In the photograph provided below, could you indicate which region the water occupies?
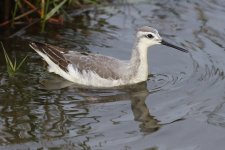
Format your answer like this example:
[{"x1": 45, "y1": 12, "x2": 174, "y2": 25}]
[{"x1": 1, "y1": 0, "x2": 225, "y2": 149}]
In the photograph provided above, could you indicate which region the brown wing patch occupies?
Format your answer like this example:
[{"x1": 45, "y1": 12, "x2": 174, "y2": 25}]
[
  {"x1": 29, "y1": 42, "x2": 70, "y2": 72},
  {"x1": 30, "y1": 42, "x2": 122, "y2": 80}
]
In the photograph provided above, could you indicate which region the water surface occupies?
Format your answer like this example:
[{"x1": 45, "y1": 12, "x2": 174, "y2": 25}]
[{"x1": 1, "y1": 0, "x2": 225, "y2": 149}]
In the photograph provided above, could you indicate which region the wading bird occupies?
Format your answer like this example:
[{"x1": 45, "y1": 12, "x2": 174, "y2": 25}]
[{"x1": 30, "y1": 26, "x2": 188, "y2": 87}]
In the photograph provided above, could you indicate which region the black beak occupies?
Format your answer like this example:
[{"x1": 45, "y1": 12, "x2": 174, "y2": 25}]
[{"x1": 161, "y1": 40, "x2": 188, "y2": 53}]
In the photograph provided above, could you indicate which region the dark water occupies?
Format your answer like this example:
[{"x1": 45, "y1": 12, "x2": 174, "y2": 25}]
[{"x1": 1, "y1": 0, "x2": 225, "y2": 149}]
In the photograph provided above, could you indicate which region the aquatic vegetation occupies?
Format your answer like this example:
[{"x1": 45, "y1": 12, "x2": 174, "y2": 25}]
[
  {"x1": 0, "y1": 0, "x2": 109, "y2": 32},
  {"x1": 40, "y1": 0, "x2": 68, "y2": 31},
  {"x1": 1, "y1": 42, "x2": 27, "y2": 76}
]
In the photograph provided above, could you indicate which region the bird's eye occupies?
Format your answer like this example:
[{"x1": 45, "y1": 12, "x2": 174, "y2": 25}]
[{"x1": 146, "y1": 34, "x2": 154, "y2": 39}]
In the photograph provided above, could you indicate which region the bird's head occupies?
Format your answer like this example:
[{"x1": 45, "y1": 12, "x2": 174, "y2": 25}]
[{"x1": 136, "y1": 26, "x2": 188, "y2": 53}]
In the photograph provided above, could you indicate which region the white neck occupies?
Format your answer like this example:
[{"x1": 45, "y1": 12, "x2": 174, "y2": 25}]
[{"x1": 128, "y1": 39, "x2": 150, "y2": 82}]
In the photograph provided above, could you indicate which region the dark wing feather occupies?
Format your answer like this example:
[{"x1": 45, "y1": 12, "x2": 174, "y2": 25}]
[
  {"x1": 29, "y1": 42, "x2": 70, "y2": 72},
  {"x1": 30, "y1": 42, "x2": 122, "y2": 80}
]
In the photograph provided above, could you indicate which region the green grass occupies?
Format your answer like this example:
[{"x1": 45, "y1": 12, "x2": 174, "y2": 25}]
[
  {"x1": 11, "y1": 0, "x2": 19, "y2": 28},
  {"x1": 41, "y1": 0, "x2": 68, "y2": 32},
  {"x1": 3, "y1": 0, "x2": 106, "y2": 31},
  {"x1": 1, "y1": 42, "x2": 27, "y2": 76}
]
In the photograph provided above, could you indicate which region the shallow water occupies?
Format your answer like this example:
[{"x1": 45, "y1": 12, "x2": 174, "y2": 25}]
[{"x1": 1, "y1": 0, "x2": 225, "y2": 149}]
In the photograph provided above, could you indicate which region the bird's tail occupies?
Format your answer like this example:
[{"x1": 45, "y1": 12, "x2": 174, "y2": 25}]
[{"x1": 29, "y1": 42, "x2": 70, "y2": 72}]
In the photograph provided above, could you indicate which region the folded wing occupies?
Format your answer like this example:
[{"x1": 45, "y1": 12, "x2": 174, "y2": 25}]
[{"x1": 30, "y1": 42, "x2": 122, "y2": 80}]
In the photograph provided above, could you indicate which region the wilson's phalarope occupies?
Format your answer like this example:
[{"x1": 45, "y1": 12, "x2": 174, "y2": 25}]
[{"x1": 30, "y1": 26, "x2": 188, "y2": 87}]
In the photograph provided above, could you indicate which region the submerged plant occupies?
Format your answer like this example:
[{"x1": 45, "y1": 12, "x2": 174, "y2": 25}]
[{"x1": 1, "y1": 42, "x2": 27, "y2": 76}]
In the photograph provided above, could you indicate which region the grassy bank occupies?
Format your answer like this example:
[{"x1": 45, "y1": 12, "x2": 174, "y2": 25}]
[{"x1": 0, "y1": 0, "x2": 110, "y2": 33}]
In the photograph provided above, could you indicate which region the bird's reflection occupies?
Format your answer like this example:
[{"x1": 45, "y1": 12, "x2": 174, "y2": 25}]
[
  {"x1": 0, "y1": 74, "x2": 161, "y2": 145},
  {"x1": 41, "y1": 75, "x2": 161, "y2": 134},
  {"x1": 130, "y1": 87, "x2": 160, "y2": 133}
]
